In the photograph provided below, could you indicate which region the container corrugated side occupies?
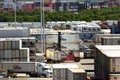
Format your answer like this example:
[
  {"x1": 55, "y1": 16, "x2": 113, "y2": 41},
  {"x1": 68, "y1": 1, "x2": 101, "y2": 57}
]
[
  {"x1": 0, "y1": 41, "x2": 3, "y2": 49},
  {"x1": 61, "y1": 43, "x2": 79, "y2": 51},
  {"x1": 67, "y1": 69, "x2": 87, "y2": 80},
  {"x1": 110, "y1": 58, "x2": 120, "y2": 72},
  {"x1": 101, "y1": 37, "x2": 120, "y2": 45},
  {"x1": 53, "y1": 64, "x2": 67, "y2": 80}
]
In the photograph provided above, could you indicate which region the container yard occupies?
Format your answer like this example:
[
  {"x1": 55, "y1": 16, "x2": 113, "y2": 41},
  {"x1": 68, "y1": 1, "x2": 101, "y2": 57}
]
[{"x1": 0, "y1": 18, "x2": 119, "y2": 80}]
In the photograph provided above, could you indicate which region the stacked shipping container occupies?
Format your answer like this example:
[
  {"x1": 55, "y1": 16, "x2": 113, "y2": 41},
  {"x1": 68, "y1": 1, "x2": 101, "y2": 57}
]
[{"x1": 0, "y1": 40, "x2": 29, "y2": 62}]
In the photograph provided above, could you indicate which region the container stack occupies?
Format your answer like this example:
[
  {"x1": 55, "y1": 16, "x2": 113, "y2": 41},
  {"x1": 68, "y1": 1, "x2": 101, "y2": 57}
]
[
  {"x1": 95, "y1": 45, "x2": 120, "y2": 80},
  {"x1": 0, "y1": 40, "x2": 29, "y2": 62},
  {"x1": 0, "y1": 37, "x2": 36, "y2": 62}
]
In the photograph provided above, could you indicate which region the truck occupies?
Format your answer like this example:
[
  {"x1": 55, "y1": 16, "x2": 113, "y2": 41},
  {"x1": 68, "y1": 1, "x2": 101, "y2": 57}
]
[
  {"x1": 46, "y1": 49, "x2": 80, "y2": 63},
  {"x1": 0, "y1": 62, "x2": 52, "y2": 78}
]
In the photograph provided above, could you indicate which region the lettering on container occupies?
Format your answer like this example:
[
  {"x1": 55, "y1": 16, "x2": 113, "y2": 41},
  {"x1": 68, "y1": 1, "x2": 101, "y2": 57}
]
[{"x1": 13, "y1": 64, "x2": 22, "y2": 70}]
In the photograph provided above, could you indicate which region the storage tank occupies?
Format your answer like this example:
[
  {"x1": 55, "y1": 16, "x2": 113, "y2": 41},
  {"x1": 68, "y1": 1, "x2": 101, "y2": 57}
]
[
  {"x1": 67, "y1": 69, "x2": 87, "y2": 80},
  {"x1": 95, "y1": 45, "x2": 120, "y2": 80},
  {"x1": 101, "y1": 37, "x2": 120, "y2": 45}
]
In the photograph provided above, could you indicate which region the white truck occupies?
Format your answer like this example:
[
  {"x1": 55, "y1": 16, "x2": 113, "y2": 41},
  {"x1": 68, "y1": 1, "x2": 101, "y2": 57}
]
[{"x1": 0, "y1": 62, "x2": 52, "y2": 78}]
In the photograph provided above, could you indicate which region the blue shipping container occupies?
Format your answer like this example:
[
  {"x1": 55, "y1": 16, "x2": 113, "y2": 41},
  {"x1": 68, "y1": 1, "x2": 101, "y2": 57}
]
[{"x1": 34, "y1": 2, "x2": 41, "y2": 7}]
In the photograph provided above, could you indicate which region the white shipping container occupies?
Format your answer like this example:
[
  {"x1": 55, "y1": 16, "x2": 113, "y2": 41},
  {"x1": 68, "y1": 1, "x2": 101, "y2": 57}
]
[
  {"x1": 109, "y1": 74, "x2": 120, "y2": 80},
  {"x1": 16, "y1": 3, "x2": 23, "y2": 10},
  {"x1": 102, "y1": 37, "x2": 120, "y2": 45},
  {"x1": 53, "y1": 64, "x2": 67, "y2": 80},
  {"x1": 45, "y1": 34, "x2": 58, "y2": 44},
  {"x1": 61, "y1": 43, "x2": 79, "y2": 51},
  {"x1": 45, "y1": 34, "x2": 79, "y2": 44},
  {"x1": 67, "y1": 69, "x2": 87, "y2": 80},
  {"x1": 53, "y1": 64, "x2": 79, "y2": 80},
  {"x1": 94, "y1": 34, "x2": 120, "y2": 43},
  {"x1": 61, "y1": 35, "x2": 79, "y2": 43}
]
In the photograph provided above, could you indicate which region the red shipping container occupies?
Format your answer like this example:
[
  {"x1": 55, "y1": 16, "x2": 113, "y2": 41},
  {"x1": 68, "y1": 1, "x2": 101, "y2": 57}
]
[{"x1": 23, "y1": 4, "x2": 33, "y2": 11}]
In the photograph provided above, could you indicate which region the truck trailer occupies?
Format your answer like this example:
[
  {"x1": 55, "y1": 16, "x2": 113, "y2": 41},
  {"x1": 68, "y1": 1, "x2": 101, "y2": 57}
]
[{"x1": 0, "y1": 62, "x2": 52, "y2": 78}]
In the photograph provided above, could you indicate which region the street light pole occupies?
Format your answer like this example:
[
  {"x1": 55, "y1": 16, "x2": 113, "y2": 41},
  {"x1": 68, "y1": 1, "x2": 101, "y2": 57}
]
[
  {"x1": 40, "y1": 0, "x2": 45, "y2": 53},
  {"x1": 13, "y1": 0, "x2": 16, "y2": 27}
]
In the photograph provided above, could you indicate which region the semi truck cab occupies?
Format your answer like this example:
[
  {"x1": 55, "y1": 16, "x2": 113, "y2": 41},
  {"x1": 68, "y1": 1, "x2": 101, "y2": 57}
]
[{"x1": 37, "y1": 63, "x2": 52, "y2": 77}]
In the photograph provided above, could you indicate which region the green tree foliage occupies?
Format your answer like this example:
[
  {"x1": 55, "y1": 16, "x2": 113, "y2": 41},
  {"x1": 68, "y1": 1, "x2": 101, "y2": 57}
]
[{"x1": 0, "y1": 6, "x2": 120, "y2": 22}]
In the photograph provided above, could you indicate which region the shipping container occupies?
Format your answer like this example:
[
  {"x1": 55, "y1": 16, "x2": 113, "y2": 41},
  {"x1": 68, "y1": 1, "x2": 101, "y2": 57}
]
[
  {"x1": 0, "y1": 27, "x2": 29, "y2": 38},
  {"x1": 0, "y1": 41, "x2": 3, "y2": 49},
  {"x1": 101, "y1": 37, "x2": 120, "y2": 45},
  {"x1": 94, "y1": 34, "x2": 120, "y2": 44},
  {"x1": 11, "y1": 41, "x2": 20, "y2": 49},
  {"x1": 67, "y1": 69, "x2": 87, "y2": 80},
  {"x1": 23, "y1": 3, "x2": 33, "y2": 11},
  {"x1": 16, "y1": 3, "x2": 23, "y2": 10},
  {"x1": 61, "y1": 43, "x2": 79, "y2": 51},
  {"x1": 53, "y1": 64, "x2": 79, "y2": 80},
  {"x1": 95, "y1": 45, "x2": 120, "y2": 80}
]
